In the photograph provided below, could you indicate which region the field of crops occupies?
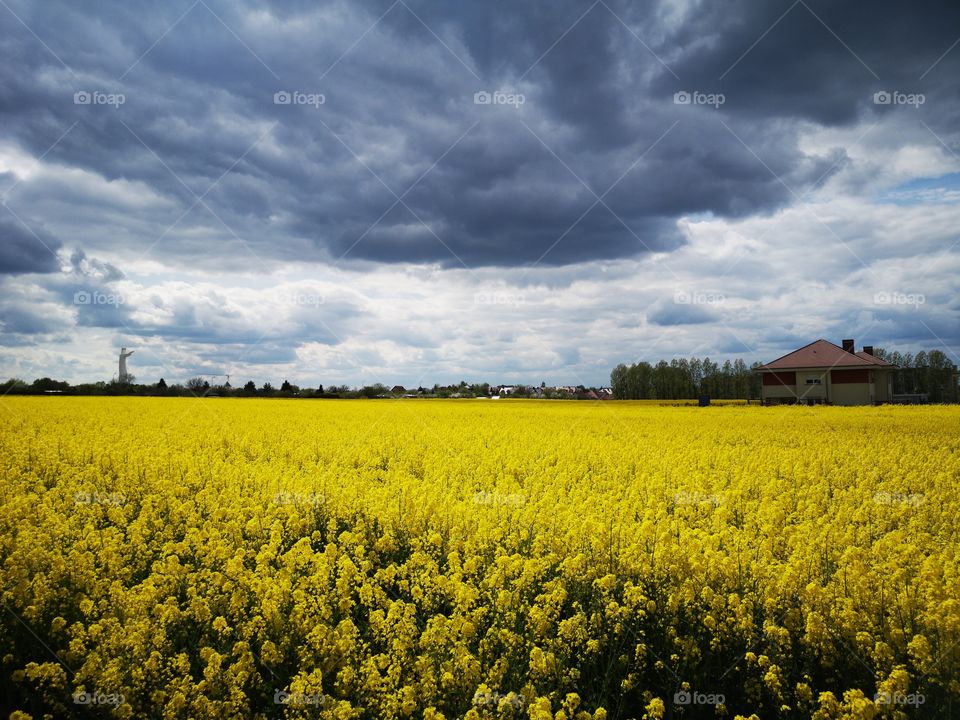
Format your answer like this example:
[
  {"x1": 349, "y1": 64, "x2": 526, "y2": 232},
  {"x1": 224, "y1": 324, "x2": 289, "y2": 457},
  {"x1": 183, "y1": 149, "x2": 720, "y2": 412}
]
[{"x1": 1, "y1": 398, "x2": 958, "y2": 719}]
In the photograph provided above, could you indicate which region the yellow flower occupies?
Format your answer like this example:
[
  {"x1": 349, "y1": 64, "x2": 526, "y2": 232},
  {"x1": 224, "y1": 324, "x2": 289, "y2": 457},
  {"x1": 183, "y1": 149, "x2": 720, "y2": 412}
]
[
  {"x1": 644, "y1": 697, "x2": 665, "y2": 719},
  {"x1": 0, "y1": 398, "x2": 957, "y2": 717}
]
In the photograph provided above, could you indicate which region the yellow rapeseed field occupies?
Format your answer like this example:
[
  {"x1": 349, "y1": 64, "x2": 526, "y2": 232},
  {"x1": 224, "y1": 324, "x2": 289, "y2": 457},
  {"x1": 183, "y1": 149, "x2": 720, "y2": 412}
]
[{"x1": 0, "y1": 397, "x2": 958, "y2": 719}]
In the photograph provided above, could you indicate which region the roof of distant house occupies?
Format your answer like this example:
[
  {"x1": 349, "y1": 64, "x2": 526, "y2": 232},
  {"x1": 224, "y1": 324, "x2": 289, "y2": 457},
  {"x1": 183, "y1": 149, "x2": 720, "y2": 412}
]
[
  {"x1": 854, "y1": 351, "x2": 895, "y2": 366},
  {"x1": 758, "y1": 339, "x2": 896, "y2": 370}
]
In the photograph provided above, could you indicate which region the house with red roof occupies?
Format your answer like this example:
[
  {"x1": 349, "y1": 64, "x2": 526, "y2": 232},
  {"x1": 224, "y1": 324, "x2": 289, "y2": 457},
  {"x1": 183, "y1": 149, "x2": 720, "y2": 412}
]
[{"x1": 756, "y1": 338, "x2": 896, "y2": 406}]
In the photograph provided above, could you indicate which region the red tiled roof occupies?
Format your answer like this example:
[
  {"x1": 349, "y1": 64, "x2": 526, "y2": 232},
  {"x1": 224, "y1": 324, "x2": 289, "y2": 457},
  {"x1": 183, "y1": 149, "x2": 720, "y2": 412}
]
[
  {"x1": 758, "y1": 339, "x2": 881, "y2": 370},
  {"x1": 855, "y1": 351, "x2": 896, "y2": 367}
]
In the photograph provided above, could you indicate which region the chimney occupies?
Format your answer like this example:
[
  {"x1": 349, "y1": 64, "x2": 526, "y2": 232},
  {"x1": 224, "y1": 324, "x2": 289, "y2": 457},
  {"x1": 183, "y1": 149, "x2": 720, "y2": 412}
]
[
  {"x1": 842, "y1": 338, "x2": 855, "y2": 353},
  {"x1": 863, "y1": 346, "x2": 874, "y2": 356}
]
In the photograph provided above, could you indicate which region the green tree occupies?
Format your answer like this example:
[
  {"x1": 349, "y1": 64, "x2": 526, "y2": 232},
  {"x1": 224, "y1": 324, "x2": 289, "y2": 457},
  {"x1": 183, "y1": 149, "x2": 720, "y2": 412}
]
[
  {"x1": 31, "y1": 377, "x2": 70, "y2": 392},
  {"x1": 186, "y1": 377, "x2": 208, "y2": 394},
  {"x1": 610, "y1": 364, "x2": 629, "y2": 399}
]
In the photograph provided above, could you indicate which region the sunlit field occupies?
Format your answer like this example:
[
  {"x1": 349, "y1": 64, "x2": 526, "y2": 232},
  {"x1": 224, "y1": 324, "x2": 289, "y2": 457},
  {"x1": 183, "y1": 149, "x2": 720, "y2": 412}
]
[{"x1": 1, "y1": 398, "x2": 958, "y2": 719}]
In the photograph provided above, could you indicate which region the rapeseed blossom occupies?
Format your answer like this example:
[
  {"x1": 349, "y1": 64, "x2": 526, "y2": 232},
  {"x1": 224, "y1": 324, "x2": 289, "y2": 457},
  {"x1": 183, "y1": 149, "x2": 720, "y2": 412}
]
[{"x1": 0, "y1": 397, "x2": 957, "y2": 718}]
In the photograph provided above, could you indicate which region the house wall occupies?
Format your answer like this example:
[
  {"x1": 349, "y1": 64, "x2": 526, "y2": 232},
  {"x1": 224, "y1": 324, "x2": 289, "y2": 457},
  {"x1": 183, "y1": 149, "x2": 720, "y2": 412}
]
[
  {"x1": 796, "y1": 370, "x2": 828, "y2": 401},
  {"x1": 873, "y1": 370, "x2": 892, "y2": 402},
  {"x1": 762, "y1": 385, "x2": 797, "y2": 402},
  {"x1": 760, "y1": 362, "x2": 895, "y2": 406},
  {"x1": 762, "y1": 368, "x2": 894, "y2": 405},
  {"x1": 827, "y1": 369, "x2": 893, "y2": 405},
  {"x1": 761, "y1": 371, "x2": 796, "y2": 402},
  {"x1": 830, "y1": 382, "x2": 871, "y2": 406}
]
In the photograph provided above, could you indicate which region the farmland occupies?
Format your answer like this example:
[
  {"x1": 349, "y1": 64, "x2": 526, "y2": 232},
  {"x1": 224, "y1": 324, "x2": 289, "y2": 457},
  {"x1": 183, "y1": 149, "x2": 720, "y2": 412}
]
[{"x1": 1, "y1": 398, "x2": 958, "y2": 719}]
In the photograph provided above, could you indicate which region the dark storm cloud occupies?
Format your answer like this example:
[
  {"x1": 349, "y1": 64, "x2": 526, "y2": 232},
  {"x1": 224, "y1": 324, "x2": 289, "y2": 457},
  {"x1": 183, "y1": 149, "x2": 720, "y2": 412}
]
[
  {"x1": 0, "y1": 0, "x2": 958, "y2": 271},
  {"x1": 0, "y1": 216, "x2": 62, "y2": 274},
  {"x1": 717, "y1": 337, "x2": 756, "y2": 355},
  {"x1": 0, "y1": 303, "x2": 61, "y2": 335},
  {"x1": 648, "y1": 299, "x2": 719, "y2": 326},
  {"x1": 662, "y1": 0, "x2": 960, "y2": 129}
]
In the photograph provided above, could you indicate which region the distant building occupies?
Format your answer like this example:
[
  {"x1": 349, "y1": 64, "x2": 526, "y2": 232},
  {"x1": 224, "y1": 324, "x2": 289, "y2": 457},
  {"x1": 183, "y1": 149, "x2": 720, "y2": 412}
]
[{"x1": 756, "y1": 338, "x2": 896, "y2": 405}]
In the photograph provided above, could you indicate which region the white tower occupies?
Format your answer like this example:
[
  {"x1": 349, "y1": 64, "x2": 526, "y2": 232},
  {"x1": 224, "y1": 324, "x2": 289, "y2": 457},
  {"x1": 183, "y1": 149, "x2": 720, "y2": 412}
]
[{"x1": 119, "y1": 347, "x2": 134, "y2": 383}]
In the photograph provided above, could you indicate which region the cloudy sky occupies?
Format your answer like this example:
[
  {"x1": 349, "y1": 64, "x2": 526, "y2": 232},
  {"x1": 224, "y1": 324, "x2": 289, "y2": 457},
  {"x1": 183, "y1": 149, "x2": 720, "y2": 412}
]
[{"x1": 1, "y1": 0, "x2": 958, "y2": 387}]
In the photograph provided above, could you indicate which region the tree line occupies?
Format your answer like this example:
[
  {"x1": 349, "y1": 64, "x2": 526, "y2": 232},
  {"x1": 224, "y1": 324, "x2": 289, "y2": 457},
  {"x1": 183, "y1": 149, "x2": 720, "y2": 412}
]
[
  {"x1": 0, "y1": 377, "x2": 390, "y2": 399},
  {"x1": 871, "y1": 348, "x2": 958, "y2": 402},
  {"x1": 610, "y1": 358, "x2": 761, "y2": 400},
  {"x1": 0, "y1": 378, "x2": 603, "y2": 400}
]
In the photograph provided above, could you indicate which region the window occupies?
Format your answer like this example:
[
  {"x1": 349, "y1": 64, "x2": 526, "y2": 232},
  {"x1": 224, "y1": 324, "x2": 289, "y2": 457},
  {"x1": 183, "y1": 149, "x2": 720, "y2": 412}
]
[
  {"x1": 763, "y1": 371, "x2": 796, "y2": 386},
  {"x1": 832, "y1": 369, "x2": 869, "y2": 383},
  {"x1": 805, "y1": 378, "x2": 822, "y2": 385}
]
